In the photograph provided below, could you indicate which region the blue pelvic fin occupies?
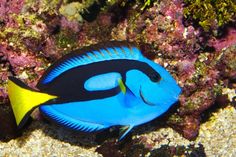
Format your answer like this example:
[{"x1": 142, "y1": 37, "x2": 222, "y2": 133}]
[
  {"x1": 119, "y1": 125, "x2": 134, "y2": 141},
  {"x1": 38, "y1": 41, "x2": 143, "y2": 86},
  {"x1": 40, "y1": 107, "x2": 107, "y2": 132}
]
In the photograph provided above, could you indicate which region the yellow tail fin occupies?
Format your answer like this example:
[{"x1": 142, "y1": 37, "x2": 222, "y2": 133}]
[{"x1": 7, "y1": 77, "x2": 57, "y2": 128}]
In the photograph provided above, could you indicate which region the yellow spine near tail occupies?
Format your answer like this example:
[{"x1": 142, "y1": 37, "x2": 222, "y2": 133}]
[{"x1": 7, "y1": 77, "x2": 57, "y2": 128}]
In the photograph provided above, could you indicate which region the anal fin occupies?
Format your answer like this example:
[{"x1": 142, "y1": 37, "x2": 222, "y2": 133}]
[{"x1": 40, "y1": 106, "x2": 108, "y2": 133}]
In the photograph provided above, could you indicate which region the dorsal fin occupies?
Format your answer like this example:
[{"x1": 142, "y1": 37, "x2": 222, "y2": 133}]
[{"x1": 38, "y1": 41, "x2": 142, "y2": 86}]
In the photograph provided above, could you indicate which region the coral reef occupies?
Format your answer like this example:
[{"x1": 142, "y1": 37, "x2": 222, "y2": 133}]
[
  {"x1": 0, "y1": 0, "x2": 235, "y2": 153},
  {"x1": 96, "y1": 138, "x2": 206, "y2": 157},
  {"x1": 149, "y1": 144, "x2": 206, "y2": 157}
]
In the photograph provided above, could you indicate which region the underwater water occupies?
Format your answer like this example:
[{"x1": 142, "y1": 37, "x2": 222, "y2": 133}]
[{"x1": 0, "y1": 0, "x2": 235, "y2": 156}]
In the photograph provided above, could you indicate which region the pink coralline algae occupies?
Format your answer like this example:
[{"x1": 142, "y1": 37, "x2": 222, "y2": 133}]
[
  {"x1": 177, "y1": 56, "x2": 197, "y2": 83},
  {"x1": 161, "y1": 0, "x2": 185, "y2": 37},
  {"x1": 115, "y1": 0, "x2": 202, "y2": 60},
  {"x1": 0, "y1": 0, "x2": 24, "y2": 19},
  {"x1": 209, "y1": 28, "x2": 236, "y2": 52},
  {"x1": 0, "y1": 43, "x2": 41, "y2": 71},
  {"x1": 60, "y1": 17, "x2": 81, "y2": 33},
  {"x1": 0, "y1": 0, "x2": 25, "y2": 29},
  {"x1": 0, "y1": 43, "x2": 45, "y2": 89}
]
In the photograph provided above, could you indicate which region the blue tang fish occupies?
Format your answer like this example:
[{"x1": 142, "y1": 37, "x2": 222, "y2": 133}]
[{"x1": 7, "y1": 41, "x2": 181, "y2": 140}]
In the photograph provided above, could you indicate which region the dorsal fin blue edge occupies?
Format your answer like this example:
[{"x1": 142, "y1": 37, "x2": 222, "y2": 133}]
[
  {"x1": 37, "y1": 41, "x2": 142, "y2": 88},
  {"x1": 39, "y1": 106, "x2": 108, "y2": 132}
]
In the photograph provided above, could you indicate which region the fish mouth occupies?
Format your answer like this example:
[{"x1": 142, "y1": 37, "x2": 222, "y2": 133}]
[{"x1": 139, "y1": 88, "x2": 155, "y2": 106}]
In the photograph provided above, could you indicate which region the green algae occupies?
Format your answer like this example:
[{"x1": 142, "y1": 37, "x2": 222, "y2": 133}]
[
  {"x1": 141, "y1": 0, "x2": 154, "y2": 11},
  {"x1": 23, "y1": 0, "x2": 61, "y2": 15},
  {"x1": 55, "y1": 30, "x2": 77, "y2": 52},
  {"x1": 24, "y1": 0, "x2": 99, "y2": 22},
  {"x1": 213, "y1": 82, "x2": 224, "y2": 96},
  {"x1": 183, "y1": 0, "x2": 236, "y2": 33},
  {"x1": 222, "y1": 45, "x2": 236, "y2": 70},
  {"x1": 193, "y1": 61, "x2": 208, "y2": 82},
  {"x1": 59, "y1": 0, "x2": 97, "y2": 22},
  {"x1": 168, "y1": 113, "x2": 183, "y2": 124},
  {"x1": 59, "y1": 2, "x2": 84, "y2": 22}
]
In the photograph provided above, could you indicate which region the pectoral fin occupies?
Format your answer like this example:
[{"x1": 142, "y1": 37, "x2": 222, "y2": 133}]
[{"x1": 118, "y1": 78, "x2": 126, "y2": 94}]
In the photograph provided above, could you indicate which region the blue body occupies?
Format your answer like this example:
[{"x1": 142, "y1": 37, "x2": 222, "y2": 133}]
[
  {"x1": 38, "y1": 42, "x2": 181, "y2": 139},
  {"x1": 40, "y1": 91, "x2": 166, "y2": 131}
]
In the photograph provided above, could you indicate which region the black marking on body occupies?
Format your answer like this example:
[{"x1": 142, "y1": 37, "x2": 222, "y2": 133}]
[
  {"x1": 37, "y1": 41, "x2": 136, "y2": 86},
  {"x1": 38, "y1": 59, "x2": 160, "y2": 103}
]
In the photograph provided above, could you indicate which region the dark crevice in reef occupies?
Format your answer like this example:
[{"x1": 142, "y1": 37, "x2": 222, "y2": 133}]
[{"x1": 0, "y1": 104, "x2": 21, "y2": 142}]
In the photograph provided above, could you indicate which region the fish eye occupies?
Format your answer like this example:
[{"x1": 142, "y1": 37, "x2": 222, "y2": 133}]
[{"x1": 149, "y1": 72, "x2": 161, "y2": 82}]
